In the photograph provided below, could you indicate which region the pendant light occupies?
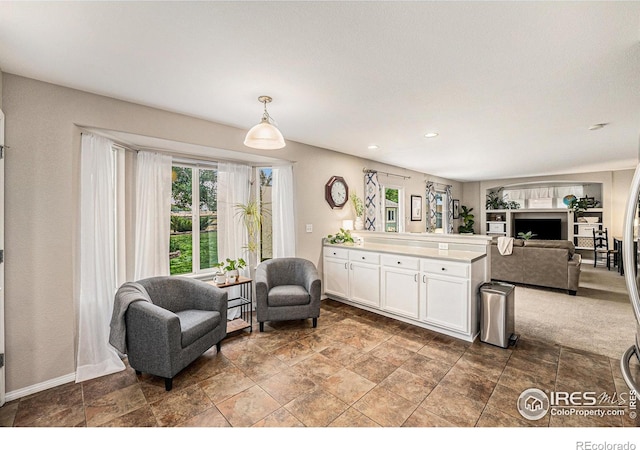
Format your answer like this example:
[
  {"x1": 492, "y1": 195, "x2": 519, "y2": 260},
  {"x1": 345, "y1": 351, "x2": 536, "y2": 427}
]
[{"x1": 243, "y1": 95, "x2": 286, "y2": 149}]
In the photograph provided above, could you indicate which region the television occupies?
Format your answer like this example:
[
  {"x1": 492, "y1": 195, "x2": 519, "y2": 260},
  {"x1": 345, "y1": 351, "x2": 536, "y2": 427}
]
[{"x1": 514, "y1": 218, "x2": 562, "y2": 240}]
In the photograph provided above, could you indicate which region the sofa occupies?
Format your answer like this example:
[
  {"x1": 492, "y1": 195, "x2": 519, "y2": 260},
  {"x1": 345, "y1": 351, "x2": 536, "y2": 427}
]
[{"x1": 490, "y1": 238, "x2": 581, "y2": 295}]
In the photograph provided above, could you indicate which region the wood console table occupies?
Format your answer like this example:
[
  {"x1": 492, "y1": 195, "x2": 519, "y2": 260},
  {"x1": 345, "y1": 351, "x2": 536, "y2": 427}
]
[{"x1": 206, "y1": 276, "x2": 253, "y2": 334}]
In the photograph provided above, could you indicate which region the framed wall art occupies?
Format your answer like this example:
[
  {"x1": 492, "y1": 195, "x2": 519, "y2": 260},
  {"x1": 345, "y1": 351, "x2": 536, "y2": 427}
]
[{"x1": 411, "y1": 195, "x2": 422, "y2": 221}]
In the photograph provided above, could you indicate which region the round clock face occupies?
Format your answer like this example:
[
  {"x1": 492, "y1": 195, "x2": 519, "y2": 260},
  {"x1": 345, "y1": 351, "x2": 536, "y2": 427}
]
[
  {"x1": 331, "y1": 181, "x2": 347, "y2": 205},
  {"x1": 325, "y1": 176, "x2": 349, "y2": 209}
]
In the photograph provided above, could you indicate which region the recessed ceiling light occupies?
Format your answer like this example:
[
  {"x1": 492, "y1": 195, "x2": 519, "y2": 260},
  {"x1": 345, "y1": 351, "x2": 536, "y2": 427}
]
[
  {"x1": 589, "y1": 123, "x2": 609, "y2": 131},
  {"x1": 368, "y1": 145, "x2": 379, "y2": 150},
  {"x1": 424, "y1": 132, "x2": 439, "y2": 138}
]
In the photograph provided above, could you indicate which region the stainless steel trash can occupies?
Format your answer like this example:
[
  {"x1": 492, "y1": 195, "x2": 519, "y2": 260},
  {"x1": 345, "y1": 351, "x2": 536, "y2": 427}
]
[{"x1": 480, "y1": 282, "x2": 516, "y2": 348}]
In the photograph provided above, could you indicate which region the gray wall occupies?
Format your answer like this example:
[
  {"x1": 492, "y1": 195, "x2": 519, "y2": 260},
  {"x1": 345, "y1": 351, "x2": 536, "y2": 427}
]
[{"x1": 2, "y1": 73, "x2": 462, "y2": 393}]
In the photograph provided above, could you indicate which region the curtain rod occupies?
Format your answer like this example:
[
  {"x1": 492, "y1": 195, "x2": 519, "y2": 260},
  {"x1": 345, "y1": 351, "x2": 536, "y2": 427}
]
[
  {"x1": 363, "y1": 168, "x2": 411, "y2": 180},
  {"x1": 425, "y1": 179, "x2": 451, "y2": 188}
]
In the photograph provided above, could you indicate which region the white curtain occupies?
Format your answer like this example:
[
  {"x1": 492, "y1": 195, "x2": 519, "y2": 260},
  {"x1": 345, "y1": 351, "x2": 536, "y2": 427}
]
[
  {"x1": 217, "y1": 162, "x2": 251, "y2": 264},
  {"x1": 504, "y1": 186, "x2": 585, "y2": 200},
  {"x1": 134, "y1": 151, "x2": 172, "y2": 280},
  {"x1": 76, "y1": 133, "x2": 125, "y2": 382},
  {"x1": 272, "y1": 164, "x2": 296, "y2": 257}
]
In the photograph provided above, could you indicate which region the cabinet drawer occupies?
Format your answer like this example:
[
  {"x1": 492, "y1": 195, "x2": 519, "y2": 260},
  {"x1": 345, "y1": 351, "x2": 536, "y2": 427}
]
[
  {"x1": 349, "y1": 250, "x2": 380, "y2": 264},
  {"x1": 381, "y1": 254, "x2": 420, "y2": 270},
  {"x1": 324, "y1": 247, "x2": 349, "y2": 260},
  {"x1": 421, "y1": 259, "x2": 469, "y2": 278}
]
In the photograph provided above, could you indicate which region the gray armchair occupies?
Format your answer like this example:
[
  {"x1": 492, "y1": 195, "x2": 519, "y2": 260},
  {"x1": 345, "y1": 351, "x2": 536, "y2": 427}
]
[
  {"x1": 255, "y1": 257, "x2": 321, "y2": 332},
  {"x1": 122, "y1": 276, "x2": 227, "y2": 391}
]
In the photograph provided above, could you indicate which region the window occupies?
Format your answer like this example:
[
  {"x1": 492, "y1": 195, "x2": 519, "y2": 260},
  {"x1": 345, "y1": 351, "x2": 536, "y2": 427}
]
[
  {"x1": 258, "y1": 167, "x2": 273, "y2": 261},
  {"x1": 169, "y1": 164, "x2": 218, "y2": 275},
  {"x1": 383, "y1": 186, "x2": 404, "y2": 233},
  {"x1": 434, "y1": 190, "x2": 448, "y2": 233}
]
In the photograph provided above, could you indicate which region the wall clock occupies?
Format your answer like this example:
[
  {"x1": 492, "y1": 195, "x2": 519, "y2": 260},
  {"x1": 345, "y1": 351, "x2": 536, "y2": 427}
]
[{"x1": 325, "y1": 176, "x2": 349, "y2": 209}]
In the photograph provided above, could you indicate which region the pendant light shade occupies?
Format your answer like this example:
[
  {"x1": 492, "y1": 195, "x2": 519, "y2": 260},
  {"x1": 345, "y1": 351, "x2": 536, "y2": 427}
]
[{"x1": 244, "y1": 96, "x2": 286, "y2": 150}]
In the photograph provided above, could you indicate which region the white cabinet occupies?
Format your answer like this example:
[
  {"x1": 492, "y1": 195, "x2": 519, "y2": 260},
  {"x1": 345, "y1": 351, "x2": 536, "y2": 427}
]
[
  {"x1": 323, "y1": 247, "x2": 380, "y2": 307},
  {"x1": 381, "y1": 254, "x2": 420, "y2": 319},
  {"x1": 323, "y1": 247, "x2": 349, "y2": 298},
  {"x1": 349, "y1": 251, "x2": 380, "y2": 308},
  {"x1": 323, "y1": 243, "x2": 487, "y2": 342},
  {"x1": 420, "y1": 259, "x2": 470, "y2": 333}
]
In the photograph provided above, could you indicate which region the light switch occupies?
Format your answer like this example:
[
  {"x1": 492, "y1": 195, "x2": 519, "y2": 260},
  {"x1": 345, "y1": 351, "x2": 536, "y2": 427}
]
[
  {"x1": 306, "y1": 224, "x2": 313, "y2": 233},
  {"x1": 438, "y1": 243, "x2": 448, "y2": 250}
]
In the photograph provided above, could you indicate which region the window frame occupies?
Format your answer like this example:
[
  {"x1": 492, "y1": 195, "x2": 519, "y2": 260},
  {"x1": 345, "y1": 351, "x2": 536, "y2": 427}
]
[
  {"x1": 170, "y1": 160, "x2": 219, "y2": 277},
  {"x1": 381, "y1": 184, "x2": 405, "y2": 233},
  {"x1": 434, "y1": 189, "x2": 449, "y2": 233}
]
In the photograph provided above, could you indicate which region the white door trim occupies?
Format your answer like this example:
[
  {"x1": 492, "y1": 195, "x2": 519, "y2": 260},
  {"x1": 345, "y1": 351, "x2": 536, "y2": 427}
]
[{"x1": 0, "y1": 109, "x2": 5, "y2": 406}]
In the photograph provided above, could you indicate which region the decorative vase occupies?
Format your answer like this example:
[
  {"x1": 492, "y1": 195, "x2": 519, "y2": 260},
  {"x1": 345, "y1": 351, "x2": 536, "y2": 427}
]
[
  {"x1": 354, "y1": 216, "x2": 364, "y2": 230},
  {"x1": 227, "y1": 270, "x2": 239, "y2": 283},
  {"x1": 214, "y1": 272, "x2": 227, "y2": 284}
]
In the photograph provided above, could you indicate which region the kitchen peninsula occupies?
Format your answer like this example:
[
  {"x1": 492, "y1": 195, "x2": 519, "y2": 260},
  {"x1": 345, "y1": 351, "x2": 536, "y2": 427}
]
[{"x1": 322, "y1": 232, "x2": 492, "y2": 342}]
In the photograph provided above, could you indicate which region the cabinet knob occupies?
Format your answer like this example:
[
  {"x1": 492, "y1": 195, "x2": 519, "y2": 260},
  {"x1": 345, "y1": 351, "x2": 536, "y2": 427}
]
[
  {"x1": 441, "y1": 267, "x2": 446, "y2": 271},
  {"x1": 362, "y1": 256, "x2": 365, "y2": 260},
  {"x1": 397, "y1": 261, "x2": 401, "y2": 264}
]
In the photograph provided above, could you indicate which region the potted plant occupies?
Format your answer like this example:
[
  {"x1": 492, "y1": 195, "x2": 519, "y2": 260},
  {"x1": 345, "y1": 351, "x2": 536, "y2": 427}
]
[
  {"x1": 486, "y1": 187, "x2": 520, "y2": 210},
  {"x1": 568, "y1": 197, "x2": 599, "y2": 221},
  {"x1": 458, "y1": 206, "x2": 475, "y2": 234},
  {"x1": 212, "y1": 262, "x2": 226, "y2": 284},
  {"x1": 350, "y1": 193, "x2": 365, "y2": 230},
  {"x1": 327, "y1": 228, "x2": 355, "y2": 245},
  {"x1": 517, "y1": 231, "x2": 536, "y2": 240},
  {"x1": 224, "y1": 257, "x2": 246, "y2": 282}
]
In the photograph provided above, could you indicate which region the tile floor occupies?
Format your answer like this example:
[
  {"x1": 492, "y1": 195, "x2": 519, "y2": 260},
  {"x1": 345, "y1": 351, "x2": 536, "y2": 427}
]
[{"x1": 1, "y1": 299, "x2": 639, "y2": 428}]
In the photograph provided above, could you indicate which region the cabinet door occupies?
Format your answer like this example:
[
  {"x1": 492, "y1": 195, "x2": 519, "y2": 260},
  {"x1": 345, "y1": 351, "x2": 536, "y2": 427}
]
[
  {"x1": 422, "y1": 273, "x2": 469, "y2": 333},
  {"x1": 323, "y1": 257, "x2": 349, "y2": 298},
  {"x1": 350, "y1": 262, "x2": 380, "y2": 307},
  {"x1": 382, "y1": 267, "x2": 419, "y2": 319}
]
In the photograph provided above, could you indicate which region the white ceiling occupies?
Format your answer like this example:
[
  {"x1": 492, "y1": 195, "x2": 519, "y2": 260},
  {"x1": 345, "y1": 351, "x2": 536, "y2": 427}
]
[{"x1": 1, "y1": 1, "x2": 639, "y2": 182}]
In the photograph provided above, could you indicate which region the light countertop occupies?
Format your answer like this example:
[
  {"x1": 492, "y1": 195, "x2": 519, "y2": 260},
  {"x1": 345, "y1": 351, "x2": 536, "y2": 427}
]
[{"x1": 324, "y1": 241, "x2": 487, "y2": 263}]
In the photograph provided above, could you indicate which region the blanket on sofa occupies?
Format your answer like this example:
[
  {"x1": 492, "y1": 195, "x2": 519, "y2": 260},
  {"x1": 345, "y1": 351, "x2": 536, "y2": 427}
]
[
  {"x1": 109, "y1": 282, "x2": 152, "y2": 354},
  {"x1": 497, "y1": 236, "x2": 514, "y2": 256}
]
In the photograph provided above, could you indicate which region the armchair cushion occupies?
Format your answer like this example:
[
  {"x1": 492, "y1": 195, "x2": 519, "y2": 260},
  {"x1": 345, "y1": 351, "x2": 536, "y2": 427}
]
[
  {"x1": 176, "y1": 310, "x2": 222, "y2": 347},
  {"x1": 268, "y1": 285, "x2": 311, "y2": 307}
]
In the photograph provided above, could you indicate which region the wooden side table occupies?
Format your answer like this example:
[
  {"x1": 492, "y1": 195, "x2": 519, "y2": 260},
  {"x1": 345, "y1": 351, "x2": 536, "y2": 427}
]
[{"x1": 206, "y1": 276, "x2": 253, "y2": 334}]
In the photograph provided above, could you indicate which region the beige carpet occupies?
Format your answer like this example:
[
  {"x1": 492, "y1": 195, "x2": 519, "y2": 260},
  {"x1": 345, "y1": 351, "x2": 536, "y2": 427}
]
[{"x1": 514, "y1": 262, "x2": 638, "y2": 359}]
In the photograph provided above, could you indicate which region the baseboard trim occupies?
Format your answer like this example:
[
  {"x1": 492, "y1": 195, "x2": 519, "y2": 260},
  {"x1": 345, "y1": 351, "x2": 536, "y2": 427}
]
[{"x1": 5, "y1": 372, "x2": 76, "y2": 402}]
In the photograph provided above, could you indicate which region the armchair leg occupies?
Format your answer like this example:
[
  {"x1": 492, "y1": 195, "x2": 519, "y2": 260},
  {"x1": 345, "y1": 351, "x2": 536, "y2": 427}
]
[
  {"x1": 164, "y1": 378, "x2": 173, "y2": 391},
  {"x1": 216, "y1": 342, "x2": 221, "y2": 353},
  {"x1": 312, "y1": 318, "x2": 318, "y2": 328},
  {"x1": 259, "y1": 322, "x2": 264, "y2": 332}
]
